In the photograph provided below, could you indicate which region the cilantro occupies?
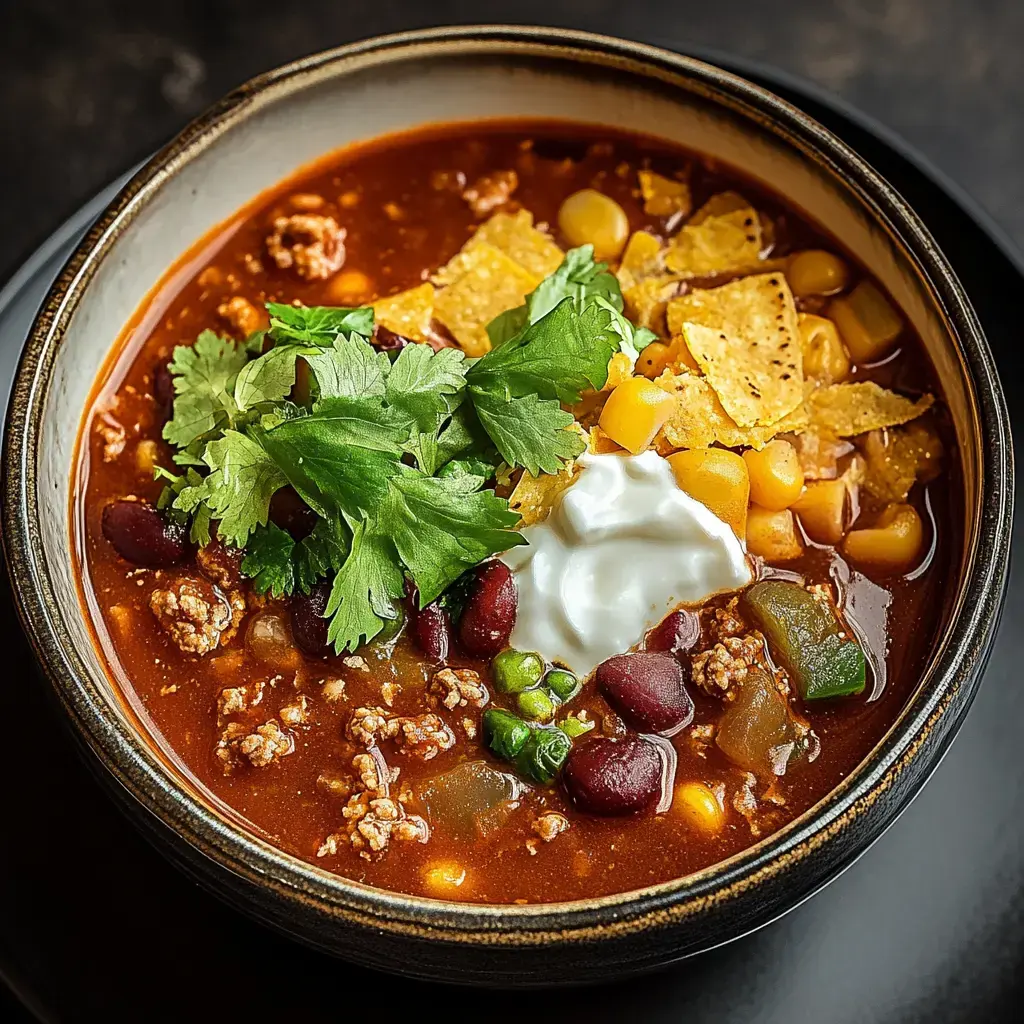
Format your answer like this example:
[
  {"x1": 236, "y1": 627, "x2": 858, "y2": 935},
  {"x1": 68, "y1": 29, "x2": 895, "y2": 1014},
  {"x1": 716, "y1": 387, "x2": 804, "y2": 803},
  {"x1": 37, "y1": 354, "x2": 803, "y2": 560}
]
[
  {"x1": 266, "y1": 302, "x2": 374, "y2": 345},
  {"x1": 233, "y1": 345, "x2": 306, "y2": 412},
  {"x1": 240, "y1": 523, "x2": 296, "y2": 597},
  {"x1": 303, "y1": 334, "x2": 391, "y2": 400},
  {"x1": 293, "y1": 515, "x2": 351, "y2": 593},
  {"x1": 437, "y1": 454, "x2": 499, "y2": 483},
  {"x1": 385, "y1": 344, "x2": 466, "y2": 429}
]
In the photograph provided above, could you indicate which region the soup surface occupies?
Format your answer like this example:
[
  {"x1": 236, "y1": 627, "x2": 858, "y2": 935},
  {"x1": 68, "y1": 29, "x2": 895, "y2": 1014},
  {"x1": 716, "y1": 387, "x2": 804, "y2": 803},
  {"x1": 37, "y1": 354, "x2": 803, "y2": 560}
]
[{"x1": 76, "y1": 120, "x2": 957, "y2": 904}]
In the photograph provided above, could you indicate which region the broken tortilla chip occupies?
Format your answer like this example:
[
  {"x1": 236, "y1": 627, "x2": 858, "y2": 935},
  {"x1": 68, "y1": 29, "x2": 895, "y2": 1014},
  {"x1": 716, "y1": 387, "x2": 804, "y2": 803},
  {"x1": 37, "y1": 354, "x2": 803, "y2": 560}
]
[
  {"x1": 509, "y1": 464, "x2": 580, "y2": 527},
  {"x1": 616, "y1": 230, "x2": 664, "y2": 291},
  {"x1": 664, "y1": 203, "x2": 762, "y2": 277},
  {"x1": 688, "y1": 191, "x2": 752, "y2": 226},
  {"x1": 623, "y1": 275, "x2": 683, "y2": 335},
  {"x1": 653, "y1": 370, "x2": 809, "y2": 451},
  {"x1": 638, "y1": 170, "x2": 692, "y2": 219},
  {"x1": 784, "y1": 429, "x2": 853, "y2": 481},
  {"x1": 858, "y1": 420, "x2": 943, "y2": 501},
  {"x1": 668, "y1": 273, "x2": 803, "y2": 428},
  {"x1": 807, "y1": 382, "x2": 934, "y2": 438},
  {"x1": 432, "y1": 243, "x2": 539, "y2": 357},
  {"x1": 372, "y1": 283, "x2": 435, "y2": 342},
  {"x1": 434, "y1": 209, "x2": 562, "y2": 286}
]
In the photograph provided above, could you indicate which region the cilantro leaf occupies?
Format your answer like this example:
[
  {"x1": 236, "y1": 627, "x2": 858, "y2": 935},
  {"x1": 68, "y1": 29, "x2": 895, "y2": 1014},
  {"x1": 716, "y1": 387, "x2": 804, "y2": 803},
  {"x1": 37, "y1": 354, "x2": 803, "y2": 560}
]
[
  {"x1": 486, "y1": 245, "x2": 623, "y2": 348},
  {"x1": 233, "y1": 345, "x2": 307, "y2": 412},
  {"x1": 437, "y1": 454, "x2": 499, "y2": 483},
  {"x1": 470, "y1": 387, "x2": 585, "y2": 476},
  {"x1": 183, "y1": 430, "x2": 288, "y2": 547},
  {"x1": 467, "y1": 298, "x2": 618, "y2": 406},
  {"x1": 303, "y1": 334, "x2": 391, "y2": 400},
  {"x1": 163, "y1": 331, "x2": 248, "y2": 447},
  {"x1": 266, "y1": 303, "x2": 374, "y2": 345},
  {"x1": 241, "y1": 523, "x2": 296, "y2": 597},
  {"x1": 383, "y1": 470, "x2": 523, "y2": 604},
  {"x1": 325, "y1": 519, "x2": 405, "y2": 652},
  {"x1": 385, "y1": 344, "x2": 466, "y2": 429},
  {"x1": 294, "y1": 515, "x2": 351, "y2": 593}
]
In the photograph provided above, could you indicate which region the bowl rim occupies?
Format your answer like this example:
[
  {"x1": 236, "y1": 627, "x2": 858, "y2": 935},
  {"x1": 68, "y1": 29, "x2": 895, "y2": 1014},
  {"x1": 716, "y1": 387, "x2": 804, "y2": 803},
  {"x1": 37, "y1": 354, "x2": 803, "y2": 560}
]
[{"x1": 1, "y1": 24, "x2": 1013, "y2": 945}]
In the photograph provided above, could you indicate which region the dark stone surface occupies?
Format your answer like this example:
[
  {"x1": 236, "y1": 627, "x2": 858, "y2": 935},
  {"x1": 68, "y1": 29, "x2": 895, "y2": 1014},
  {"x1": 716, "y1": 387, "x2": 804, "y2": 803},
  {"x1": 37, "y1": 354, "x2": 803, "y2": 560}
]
[{"x1": 4, "y1": 0, "x2": 1024, "y2": 282}]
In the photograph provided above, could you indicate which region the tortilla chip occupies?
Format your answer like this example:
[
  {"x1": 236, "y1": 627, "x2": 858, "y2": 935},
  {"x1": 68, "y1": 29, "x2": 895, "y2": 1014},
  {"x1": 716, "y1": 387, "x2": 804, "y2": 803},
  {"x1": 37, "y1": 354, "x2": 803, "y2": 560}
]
[
  {"x1": 588, "y1": 426, "x2": 627, "y2": 455},
  {"x1": 664, "y1": 203, "x2": 762, "y2": 277},
  {"x1": 653, "y1": 370, "x2": 809, "y2": 451},
  {"x1": 372, "y1": 283, "x2": 435, "y2": 342},
  {"x1": 623, "y1": 274, "x2": 683, "y2": 335},
  {"x1": 638, "y1": 170, "x2": 692, "y2": 219},
  {"x1": 617, "y1": 230, "x2": 664, "y2": 291},
  {"x1": 784, "y1": 429, "x2": 853, "y2": 481},
  {"x1": 509, "y1": 465, "x2": 580, "y2": 527},
  {"x1": 858, "y1": 420, "x2": 943, "y2": 501},
  {"x1": 433, "y1": 243, "x2": 539, "y2": 357},
  {"x1": 668, "y1": 273, "x2": 803, "y2": 428},
  {"x1": 807, "y1": 382, "x2": 934, "y2": 438},
  {"x1": 602, "y1": 351, "x2": 635, "y2": 391},
  {"x1": 434, "y1": 209, "x2": 562, "y2": 286},
  {"x1": 688, "y1": 191, "x2": 752, "y2": 226}
]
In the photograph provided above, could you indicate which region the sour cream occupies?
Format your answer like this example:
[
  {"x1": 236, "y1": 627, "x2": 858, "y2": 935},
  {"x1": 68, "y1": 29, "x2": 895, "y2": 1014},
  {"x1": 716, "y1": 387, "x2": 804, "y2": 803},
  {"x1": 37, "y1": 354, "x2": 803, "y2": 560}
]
[{"x1": 500, "y1": 451, "x2": 751, "y2": 678}]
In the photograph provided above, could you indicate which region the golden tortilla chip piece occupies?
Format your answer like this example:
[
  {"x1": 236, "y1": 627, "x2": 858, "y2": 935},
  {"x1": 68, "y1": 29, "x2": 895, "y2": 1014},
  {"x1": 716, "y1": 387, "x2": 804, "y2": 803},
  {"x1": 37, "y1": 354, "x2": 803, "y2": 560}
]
[
  {"x1": 688, "y1": 191, "x2": 752, "y2": 225},
  {"x1": 433, "y1": 243, "x2": 539, "y2": 357},
  {"x1": 623, "y1": 275, "x2": 683, "y2": 335},
  {"x1": 602, "y1": 351, "x2": 635, "y2": 391},
  {"x1": 588, "y1": 426, "x2": 627, "y2": 455},
  {"x1": 372, "y1": 283, "x2": 435, "y2": 342},
  {"x1": 668, "y1": 273, "x2": 803, "y2": 428},
  {"x1": 653, "y1": 371, "x2": 808, "y2": 451},
  {"x1": 807, "y1": 382, "x2": 934, "y2": 438},
  {"x1": 434, "y1": 209, "x2": 562, "y2": 286},
  {"x1": 664, "y1": 203, "x2": 762, "y2": 277},
  {"x1": 859, "y1": 420, "x2": 943, "y2": 501},
  {"x1": 617, "y1": 230, "x2": 664, "y2": 291},
  {"x1": 638, "y1": 170, "x2": 692, "y2": 219},
  {"x1": 509, "y1": 465, "x2": 580, "y2": 527}
]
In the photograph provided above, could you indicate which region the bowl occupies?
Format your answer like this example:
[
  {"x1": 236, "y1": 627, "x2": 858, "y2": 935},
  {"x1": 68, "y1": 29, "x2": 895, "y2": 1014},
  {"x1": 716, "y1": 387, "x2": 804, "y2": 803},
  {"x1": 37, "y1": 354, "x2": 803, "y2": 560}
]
[{"x1": 1, "y1": 25, "x2": 1012, "y2": 985}]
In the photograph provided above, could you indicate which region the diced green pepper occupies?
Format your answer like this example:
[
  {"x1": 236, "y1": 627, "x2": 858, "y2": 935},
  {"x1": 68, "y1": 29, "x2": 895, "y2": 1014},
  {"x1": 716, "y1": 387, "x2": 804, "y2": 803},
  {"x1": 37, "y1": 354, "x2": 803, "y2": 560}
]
[
  {"x1": 515, "y1": 727, "x2": 572, "y2": 784},
  {"x1": 482, "y1": 708, "x2": 531, "y2": 759},
  {"x1": 557, "y1": 716, "x2": 595, "y2": 739},
  {"x1": 742, "y1": 580, "x2": 866, "y2": 700},
  {"x1": 545, "y1": 668, "x2": 580, "y2": 702},
  {"x1": 492, "y1": 649, "x2": 545, "y2": 693},
  {"x1": 518, "y1": 688, "x2": 555, "y2": 722}
]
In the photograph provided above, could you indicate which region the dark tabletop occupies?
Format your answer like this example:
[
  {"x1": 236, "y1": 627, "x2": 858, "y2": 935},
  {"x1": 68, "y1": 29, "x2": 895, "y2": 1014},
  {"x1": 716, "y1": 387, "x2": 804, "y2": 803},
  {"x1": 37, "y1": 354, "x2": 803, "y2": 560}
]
[{"x1": 2, "y1": 2, "x2": 1023, "y2": 1021}]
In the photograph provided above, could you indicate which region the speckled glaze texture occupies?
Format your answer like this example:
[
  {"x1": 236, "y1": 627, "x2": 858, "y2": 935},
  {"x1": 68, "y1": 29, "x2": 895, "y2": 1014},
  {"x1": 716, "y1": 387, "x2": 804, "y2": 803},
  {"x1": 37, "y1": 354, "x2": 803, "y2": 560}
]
[{"x1": 0, "y1": 26, "x2": 1013, "y2": 985}]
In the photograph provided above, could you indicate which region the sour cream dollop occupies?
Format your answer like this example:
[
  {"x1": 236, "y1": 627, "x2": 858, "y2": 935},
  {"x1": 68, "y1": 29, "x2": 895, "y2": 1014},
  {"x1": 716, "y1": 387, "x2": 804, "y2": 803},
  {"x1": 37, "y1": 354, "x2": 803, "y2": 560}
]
[{"x1": 500, "y1": 451, "x2": 751, "y2": 678}]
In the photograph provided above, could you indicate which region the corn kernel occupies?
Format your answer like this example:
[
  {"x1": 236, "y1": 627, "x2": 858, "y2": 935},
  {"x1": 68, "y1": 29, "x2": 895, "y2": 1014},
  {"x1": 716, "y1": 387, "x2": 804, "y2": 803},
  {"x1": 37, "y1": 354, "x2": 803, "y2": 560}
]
[
  {"x1": 828, "y1": 280, "x2": 902, "y2": 363},
  {"x1": 842, "y1": 503, "x2": 923, "y2": 572},
  {"x1": 599, "y1": 376, "x2": 676, "y2": 455},
  {"x1": 791, "y1": 478, "x2": 849, "y2": 545},
  {"x1": 746, "y1": 505, "x2": 803, "y2": 561},
  {"x1": 675, "y1": 781, "x2": 725, "y2": 832},
  {"x1": 787, "y1": 249, "x2": 850, "y2": 297},
  {"x1": 798, "y1": 313, "x2": 851, "y2": 384},
  {"x1": 743, "y1": 440, "x2": 803, "y2": 511},
  {"x1": 135, "y1": 439, "x2": 159, "y2": 477},
  {"x1": 638, "y1": 341, "x2": 672, "y2": 379},
  {"x1": 667, "y1": 448, "x2": 749, "y2": 538},
  {"x1": 422, "y1": 860, "x2": 467, "y2": 895},
  {"x1": 326, "y1": 269, "x2": 373, "y2": 304},
  {"x1": 557, "y1": 189, "x2": 629, "y2": 260}
]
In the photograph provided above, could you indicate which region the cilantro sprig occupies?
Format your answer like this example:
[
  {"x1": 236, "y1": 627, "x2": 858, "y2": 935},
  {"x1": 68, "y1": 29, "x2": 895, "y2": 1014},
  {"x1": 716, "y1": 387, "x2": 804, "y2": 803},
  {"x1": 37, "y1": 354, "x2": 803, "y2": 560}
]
[{"x1": 157, "y1": 247, "x2": 649, "y2": 652}]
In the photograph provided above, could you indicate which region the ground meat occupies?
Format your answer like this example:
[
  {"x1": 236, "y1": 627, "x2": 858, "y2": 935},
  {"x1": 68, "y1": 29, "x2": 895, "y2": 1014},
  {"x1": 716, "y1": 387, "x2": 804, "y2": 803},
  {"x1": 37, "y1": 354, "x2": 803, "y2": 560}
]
[
  {"x1": 216, "y1": 719, "x2": 293, "y2": 771},
  {"x1": 532, "y1": 812, "x2": 570, "y2": 842},
  {"x1": 216, "y1": 684, "x2": 260, "y2": 717},
  {"x1": 316, "y1": 773, "x2": 354, "y2": 798},
  {"x1": 196, "y1": 542, "x2": 244, "y2": 591},
  {"x1": 346, "y1": 707, "x2": 455, "y2": 761},
  {"x1": 688, "y1": 723, "x2": 717, "y2": 758},
  {"x1": 380, "y1": 681, "x2": 401, "y2": 707},
  {"x1": 320, "y1": 678, "x2": 347, "y2": 703},
  {"x1": 708, "y1": 598, "x2": 746, "y2": 639},
  {"x1": 266, "y1": 213, "x2": 346, "y2": 279},
  {"x1": 347, "y1": 706, "x2": 392, "y2": 747},
  {"x1": 149, "y1": 574, "x2": 233, "y2": 655},
  {"x1": 690, "y1": 635, "x2": 764, "y2": 698},
  {"x1": 732, "y1": 771, "x2": 761, "y2": 834},
  {"x1": 279, "y1": 695, "x2": 311, "y2": 727},
  {"x1": 95, "y1": 411, "x2": 126, "y2": 462},
  {"x1": 463, "y1": 169, "x2": 518, "y2": 216},
  {"x1": 430, "y1": 668, "x2": 489, "y2": 710},
  {"x1": 216, "y1": 295, "x2": 264, "y2": 336}
]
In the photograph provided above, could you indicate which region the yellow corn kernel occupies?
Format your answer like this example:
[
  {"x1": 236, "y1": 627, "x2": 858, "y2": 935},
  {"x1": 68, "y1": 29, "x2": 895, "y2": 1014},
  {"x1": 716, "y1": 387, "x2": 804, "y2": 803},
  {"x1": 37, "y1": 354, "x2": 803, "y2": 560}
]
[
  {"x1": 743, "y1": 440, "x2": 803, "y2": 511},
  {"x1": 791, "y1": 478, "x2": 850, "y2": 545},
  {"x1": 638, "y1": 341, "x2": 672, "y2": 379},
  {"x1": 599, "y1": 377, "x2": 676, "y2": 455},
  {"x1": 135, "y1": 439, "x2": 159, "y2": 477},
  {"x1": 828, "y1": 280, "x2": 902, "y2": 363},
  {"x1": 602, "y1": 351, "x2": 634, "y2": 390},
  {"x1": 557, "y1": 189, "x2": 629, "y2": 260},
  {"x1": 667, "y1": 448, "x2": 750, "y2": 538},
  {"x1": 326, "y1": 268, "x2": 373, "y2": 304},
  {"x1": 674, "y1": 781, "x2": 725, "y2": 832},
  {"x1": 798, "y1": 313, "x2": 851, "y2": 384},
  {"x1": 746, "y1": 505, "x2": 803, "y2": 561},
  {"x1": 842, "y1": 503, "x2": 923, "y2": 572},
  {"x1": 787, "y1": 249, "x2": 850, "y2": 297},
  {"x1": 422, "y1": 860, "x2": 467, "y2": 895}
]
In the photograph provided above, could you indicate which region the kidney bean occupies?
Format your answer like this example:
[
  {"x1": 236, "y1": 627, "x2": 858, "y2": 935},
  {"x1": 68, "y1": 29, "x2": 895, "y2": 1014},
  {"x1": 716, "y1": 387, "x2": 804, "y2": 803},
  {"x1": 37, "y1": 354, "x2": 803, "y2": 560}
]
[
  {"x1": 596, "y1": 652, "x2": 694, "y2": 735},
  {"x1": 290, "y1": 582, "x2": 332, "y2": 657},
  {"x1": 412, "y1": 601, "x2": 452, "y2": 662},
  {"x1": 563, "y1": 735, "x2": 662, "y2": 816},
  {"x1": 645, "y1": 608, "x2": 700, "y2": 656},
  {"x1": 457, "y1": 561, "x2": 517, "y2": 658},
  {"x1": 101, "y1": 500, "x2": 188, "y2": 567},
  {"x1": 153, "y1": 362, "x2": 174, "y2": 423},
  {"x1": 269, "y1": 487, "x2": 318, "y2": 540},
  {"x1": 372, "y1": 324, "x2": 412, "y2": 353}
]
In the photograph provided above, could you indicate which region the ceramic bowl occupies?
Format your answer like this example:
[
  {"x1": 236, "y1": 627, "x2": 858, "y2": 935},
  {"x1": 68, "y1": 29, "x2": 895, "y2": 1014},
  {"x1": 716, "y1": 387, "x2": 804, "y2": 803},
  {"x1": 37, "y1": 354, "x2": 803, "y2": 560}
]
[{"x1": 1, "y1": 26, "x2": 1013, "y2": 985}]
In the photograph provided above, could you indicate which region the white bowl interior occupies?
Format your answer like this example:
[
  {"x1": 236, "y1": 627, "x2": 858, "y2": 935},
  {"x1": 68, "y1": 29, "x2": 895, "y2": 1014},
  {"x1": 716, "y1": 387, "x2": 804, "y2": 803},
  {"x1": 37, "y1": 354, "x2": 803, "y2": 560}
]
[{"x1": 38, "y1": 40, "x2": 976, "y2": 826}]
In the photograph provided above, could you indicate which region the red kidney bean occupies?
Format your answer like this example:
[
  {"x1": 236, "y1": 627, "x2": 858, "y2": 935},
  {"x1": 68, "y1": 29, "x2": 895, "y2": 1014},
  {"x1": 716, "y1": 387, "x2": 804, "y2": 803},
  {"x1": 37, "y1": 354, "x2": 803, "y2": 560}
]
[
  {"x1": 645, "y1": 608, "x2": 700, "y2": 656},
  {"x1": 457, "y1": 561, "x2": 517, "y2": 658},
  {"x1": 101, "y1": 500, "x2": 188, "y2": 567},
  {"x1": 596, "y1": 652, "x2": 694, "y2": 735},
  {"x1": 372, "y1": 324, "x2": 412, "y2": 353},
  {"x1": 153, "y1": 362, "x2": 174, "y2": 423},
  {"x1": 563, "y1": 735, "x2": 662, "y2": 816},
  {"x1": 290, "y1": 582, "x2": 332, "y2": 658},
  {"x1": 269, "y1": 487, "x2": 318, "y2": 541},
  {"x1": 412, "y1": 601, "x2": 452, "y2": 662}
]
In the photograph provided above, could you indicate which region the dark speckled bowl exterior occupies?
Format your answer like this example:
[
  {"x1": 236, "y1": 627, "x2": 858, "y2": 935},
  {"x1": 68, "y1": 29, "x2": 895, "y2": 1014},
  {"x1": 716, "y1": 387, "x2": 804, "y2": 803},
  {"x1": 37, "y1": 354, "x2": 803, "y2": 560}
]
[{"x1": 1, "y1": 26, "x2": 1013, "y2": 985}]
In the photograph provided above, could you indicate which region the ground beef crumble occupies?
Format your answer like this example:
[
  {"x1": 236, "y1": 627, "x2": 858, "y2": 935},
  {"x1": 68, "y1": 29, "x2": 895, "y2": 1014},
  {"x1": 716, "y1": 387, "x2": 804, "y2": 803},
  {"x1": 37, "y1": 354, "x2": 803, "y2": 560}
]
[
  {"x1": 463, "y1": 169, "x2": 518, "y2": 216},
  {"x1": 216, "y1": 295, "x2": 264, "y2": 336},
  {"x1": 346, "y1": 707, "x2": 455, "y2": 761},
  {"x1": 216, "y1": 719, "x2": 294, "y2": 771},
  {"x1": 266, "y1": 213, "x2": 346, "y2": 279},
  {"x1": 429, "y1": 668, "x2": 489, "y2": 710},
  {"x1": 149, "y1": 574, "x2": 235, "y2": 656},
  {"x1": 691, "y1": 635, "x2": 764, "y2": 699},
  {"x1": 532, "y1": 812, "x2": 570, "y2": 842}
]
